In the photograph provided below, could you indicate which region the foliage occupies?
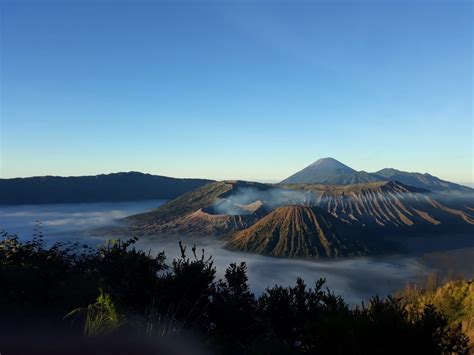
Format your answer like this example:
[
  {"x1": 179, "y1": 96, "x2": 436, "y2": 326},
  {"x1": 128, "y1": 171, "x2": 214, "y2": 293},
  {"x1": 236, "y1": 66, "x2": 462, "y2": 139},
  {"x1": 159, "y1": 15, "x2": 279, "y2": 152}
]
[
  {"x1": 65, "y1": 290, "x2": 125, "y2": 336},
  {"x1": 399, "y1": 276, "x2": 474, "y2": 348},
  {"x1": 93, "y1": 237, "x2": 166, "y2": 312},
  {"x1": 0, "y1": 231, "x2": 470, "y2": 354}
]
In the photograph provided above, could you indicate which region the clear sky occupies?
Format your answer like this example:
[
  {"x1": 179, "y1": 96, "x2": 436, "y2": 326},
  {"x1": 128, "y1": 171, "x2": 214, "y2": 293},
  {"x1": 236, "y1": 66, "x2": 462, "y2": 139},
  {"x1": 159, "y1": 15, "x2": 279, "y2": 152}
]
[{"x1": 1, "y1": 0, "x2": 472, "y2": 185}]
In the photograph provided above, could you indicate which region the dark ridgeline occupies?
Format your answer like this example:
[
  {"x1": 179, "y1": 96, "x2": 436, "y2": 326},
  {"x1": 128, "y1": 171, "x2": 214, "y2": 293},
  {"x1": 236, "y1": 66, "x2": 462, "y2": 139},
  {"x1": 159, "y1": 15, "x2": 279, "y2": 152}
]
[
  {"x1": 0, "y1": 172, "x2": 214, "y2": 205},
  {"x1": 2, "y1": 158, "x2": 471, "y2": 205}
]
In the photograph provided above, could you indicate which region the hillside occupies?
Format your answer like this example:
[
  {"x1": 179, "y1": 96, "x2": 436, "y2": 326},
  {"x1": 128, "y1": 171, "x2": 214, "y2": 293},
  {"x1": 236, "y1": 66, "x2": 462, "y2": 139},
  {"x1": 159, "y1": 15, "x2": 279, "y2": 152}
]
[
  {"x1": 127, "y1": 180, "x2": 272, "y2": 236},
  {"x1": 0, "y1": 172, "x2": 213, "y2": 205},
  {"x1": 227, "y1": 205, "x2": 377, "y2": 258},
  {"x1": 374, "y1": 168, "x2": 473, "y2": 193},
  {"x1": 285, "y1": 181, "x2": 474, "y2": 232},
  {"x1": 126, "y1": 179, "x2": 474, "y2": 248}
]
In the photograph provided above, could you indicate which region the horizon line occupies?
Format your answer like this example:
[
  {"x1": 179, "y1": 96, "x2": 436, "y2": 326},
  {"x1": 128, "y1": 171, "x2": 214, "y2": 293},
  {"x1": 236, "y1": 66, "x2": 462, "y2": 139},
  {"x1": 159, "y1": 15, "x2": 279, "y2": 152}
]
[{"x1": 1, "y1": 170, "x2": 473, "y2": 189}]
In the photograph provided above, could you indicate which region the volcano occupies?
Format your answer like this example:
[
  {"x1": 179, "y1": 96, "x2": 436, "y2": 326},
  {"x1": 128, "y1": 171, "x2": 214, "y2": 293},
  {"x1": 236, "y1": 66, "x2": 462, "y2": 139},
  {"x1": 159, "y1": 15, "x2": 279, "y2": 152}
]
[
  {"x1": 227, "y1": 205, "x2": 377, "y2": 258},
  {"x1": 281, "y1": 158, "x2": 379, "y2": 185},
  {"x1": 126, "y1": 179, "x2": 474, "y2": 242},
  {"x1": 281, "y1": 157, "x2": 473, "y2": 193},
  {"x1": 127, "y1": 180, "x2": 272, "y2": 237}
]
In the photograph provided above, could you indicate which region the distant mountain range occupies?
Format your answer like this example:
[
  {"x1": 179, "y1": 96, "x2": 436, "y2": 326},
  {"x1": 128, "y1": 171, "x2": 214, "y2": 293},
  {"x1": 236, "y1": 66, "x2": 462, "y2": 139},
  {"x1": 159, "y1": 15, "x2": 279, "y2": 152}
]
[
  {"x1": 4, "y1": 160, "x2": 472, "y2": 259},
  {"x1": 0, "y1": 172, "x2": 213, "y2": 205},
  {"x1": 281, "y1": 157, "x2": 472, "y2": 193},
  {"x1": 1, "y1": 158, "x2": 470, "y2": 206}
]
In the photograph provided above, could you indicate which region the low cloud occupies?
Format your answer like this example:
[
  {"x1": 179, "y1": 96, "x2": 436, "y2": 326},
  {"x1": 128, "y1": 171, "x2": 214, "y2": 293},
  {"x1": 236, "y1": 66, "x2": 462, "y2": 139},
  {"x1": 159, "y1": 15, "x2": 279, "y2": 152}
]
[
  {"x1": 1, "y1": 200, "x2": 472, "y2": 305},
  {"x1": 137, "y1": 235, "x2": 428, "y2": 304}
]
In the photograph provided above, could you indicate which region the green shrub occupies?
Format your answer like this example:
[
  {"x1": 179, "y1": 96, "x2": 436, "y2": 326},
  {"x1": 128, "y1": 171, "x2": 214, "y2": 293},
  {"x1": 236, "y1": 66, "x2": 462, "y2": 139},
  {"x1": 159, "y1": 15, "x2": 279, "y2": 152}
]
[{"x1": 65, "y1": 290, "x2": 125, "y2": 336}]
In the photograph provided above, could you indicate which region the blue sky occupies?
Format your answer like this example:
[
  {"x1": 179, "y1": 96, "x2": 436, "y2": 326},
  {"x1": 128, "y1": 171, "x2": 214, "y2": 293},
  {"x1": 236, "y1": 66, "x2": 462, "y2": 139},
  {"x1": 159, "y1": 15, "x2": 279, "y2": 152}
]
[{"x1": 1, "y1": 0, "x2": 472, "y2": 184}]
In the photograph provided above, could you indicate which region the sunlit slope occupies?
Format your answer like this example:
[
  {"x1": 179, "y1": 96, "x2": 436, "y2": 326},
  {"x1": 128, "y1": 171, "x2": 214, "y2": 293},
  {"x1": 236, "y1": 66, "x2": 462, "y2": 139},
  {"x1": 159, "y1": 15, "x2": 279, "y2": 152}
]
[
  {"x1": 126, "y1": 180, "x2": 474, "y2": 242},
  {"x1": 375, "y1": 168, "x2": 473, "y2": 193},
  {"x1": 127, "y1": 180, "x2": 271, "y2": 236},
  {"x1": 227, "y1": 205, "x2": 376, "y2": 258},
  {"x1": 300, "y1": 181, "x2": 474, "y2": 231}
]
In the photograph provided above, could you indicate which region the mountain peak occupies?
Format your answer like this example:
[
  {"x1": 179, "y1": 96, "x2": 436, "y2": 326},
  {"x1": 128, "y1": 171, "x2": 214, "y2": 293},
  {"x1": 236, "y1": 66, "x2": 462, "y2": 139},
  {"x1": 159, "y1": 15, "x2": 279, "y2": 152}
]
[
  {"x1": 281, "y1": 158, "x2": 473, "y2": 192},
  {"x1": 281, "y1": 157, "x2": 377, "y2": 185},
  {"x1": 309, "y1": 157, "x2": 355, "y2": 173}
]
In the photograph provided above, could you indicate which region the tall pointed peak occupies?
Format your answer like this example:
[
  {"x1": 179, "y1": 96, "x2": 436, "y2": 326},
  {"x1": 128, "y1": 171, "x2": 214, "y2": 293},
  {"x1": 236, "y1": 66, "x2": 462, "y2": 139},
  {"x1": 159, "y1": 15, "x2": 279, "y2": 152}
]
[
  {"x1": 280, "y1": 157, "x2": 378, "y2": 185},
  {"x1": 309, "y1": 157, "x2": 355, "y2": 172}
]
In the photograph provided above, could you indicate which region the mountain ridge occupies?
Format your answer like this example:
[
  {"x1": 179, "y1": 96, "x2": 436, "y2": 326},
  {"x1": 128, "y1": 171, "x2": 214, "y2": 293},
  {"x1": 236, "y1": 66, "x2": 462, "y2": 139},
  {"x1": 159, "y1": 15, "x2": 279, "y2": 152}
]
[
  {"x1": 373, "y1": 168, "x2": 472, "y2": 193},
  {"x1": 125, "y1": 179, "x2": 474, "y2": 243},
  {"x1": 281, "y1": 158, "x2": 472, "y2": 193},
  {"x1": 0, "y1": 172, "x2": 214, "y2": 205},
  {"x1": 127, "y1": 180, "x2": 271, "y2": 236}
]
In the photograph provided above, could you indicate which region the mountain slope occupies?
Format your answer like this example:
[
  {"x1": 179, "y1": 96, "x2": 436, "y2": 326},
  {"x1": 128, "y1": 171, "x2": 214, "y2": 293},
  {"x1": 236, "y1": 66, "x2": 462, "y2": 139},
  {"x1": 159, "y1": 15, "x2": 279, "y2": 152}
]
[
  {"x1": 305, "y1": 181, "x2": 474, "y2": 231},
  {"x1": 127, "y1": 180, "x2": 272, "y2": 236},
  {"x1": 0, "y1": 172, "x2": 213, "y2": 205},
  {"x1": 225, "y1": 182, "x2": 474, "y2": 258},
  {"x1": 227, "y1": 205, "x2": 376, "y2": 257},
  {"x1": 374, "y1": 168, "x2": 473, "y2": 193},
  {"x1": 281, "y1": 158, "x2": 380, "y2": 185},
  {"x1": 126, "y1": 180, "x2": 474, "y2": 239}
]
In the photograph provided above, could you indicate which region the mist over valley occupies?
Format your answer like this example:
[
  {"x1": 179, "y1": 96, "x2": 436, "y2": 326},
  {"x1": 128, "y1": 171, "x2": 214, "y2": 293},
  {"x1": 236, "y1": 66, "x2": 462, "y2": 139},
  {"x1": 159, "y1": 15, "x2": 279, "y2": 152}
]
[{"x1": 2, "y1": 187, "x2": 473, "y2": 305}]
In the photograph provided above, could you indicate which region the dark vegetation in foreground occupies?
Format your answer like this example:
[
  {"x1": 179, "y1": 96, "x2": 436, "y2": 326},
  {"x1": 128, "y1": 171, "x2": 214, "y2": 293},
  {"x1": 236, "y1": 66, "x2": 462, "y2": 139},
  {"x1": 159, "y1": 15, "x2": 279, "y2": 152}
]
[{"x1": 0, "y1": 231, "x2": 470, "y2": 355}]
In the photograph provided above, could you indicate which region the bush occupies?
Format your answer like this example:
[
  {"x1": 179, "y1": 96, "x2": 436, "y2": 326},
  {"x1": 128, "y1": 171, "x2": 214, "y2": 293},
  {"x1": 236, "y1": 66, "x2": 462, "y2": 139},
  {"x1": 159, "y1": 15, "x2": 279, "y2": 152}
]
[
  {"x1": 399, "y1": 276, "x2": 474, "y2": 349},
  {"x1": 0, "y1": 231, "x2": 470, "y2": 354}
]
